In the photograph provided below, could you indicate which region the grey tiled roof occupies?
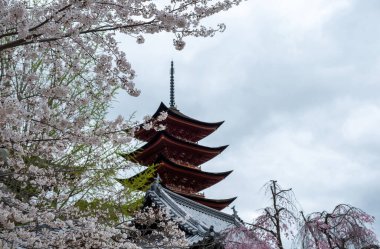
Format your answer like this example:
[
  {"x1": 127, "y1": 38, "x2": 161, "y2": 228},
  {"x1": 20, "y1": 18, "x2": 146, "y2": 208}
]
[{"x1": 145, "y1": 182, "x2": 243, "y2": 245}]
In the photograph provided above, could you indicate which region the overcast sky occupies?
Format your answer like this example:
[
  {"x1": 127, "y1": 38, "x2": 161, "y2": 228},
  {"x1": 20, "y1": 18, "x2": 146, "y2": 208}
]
[{"x1": 109, "y1": 0, "x2": 380, "y2": 236}]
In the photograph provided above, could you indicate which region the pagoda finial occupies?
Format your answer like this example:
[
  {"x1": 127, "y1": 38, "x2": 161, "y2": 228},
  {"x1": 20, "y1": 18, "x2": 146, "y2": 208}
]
[
  {"x1": 150, "y1": 175, "x2": 161, "y2": 191},
  {"x1": 170, "y1": 61, "x2": 176, "y2": 108},
  {"x1": 231, "y1": 206, "x2": 238, "y2": 216}
]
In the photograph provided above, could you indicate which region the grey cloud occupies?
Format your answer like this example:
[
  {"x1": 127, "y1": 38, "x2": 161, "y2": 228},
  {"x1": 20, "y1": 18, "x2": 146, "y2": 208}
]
[{"x1": 109, "y1": 0, "x2": 380, "y2": 236}]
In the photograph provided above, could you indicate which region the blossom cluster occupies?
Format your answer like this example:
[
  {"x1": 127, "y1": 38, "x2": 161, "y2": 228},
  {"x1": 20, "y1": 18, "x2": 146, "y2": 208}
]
[
  {"x1": 0, "y1": 189, "x2": 140, "y2": 249},
  {"x1": 223, "y1": 226, "x2": 272, "y2": 249},
  {"x1": 300, "y1": 204, "x2": 379, "y2": 249},
  {"x1": 140, "y1": 111, "x2": 168, "y2": 131},
  {"x1": 0, "y1": 0, "x2": 243, "y2": 89},
  {"x1": 130, "y1": 206, "x2": 187, "y2": 247}
]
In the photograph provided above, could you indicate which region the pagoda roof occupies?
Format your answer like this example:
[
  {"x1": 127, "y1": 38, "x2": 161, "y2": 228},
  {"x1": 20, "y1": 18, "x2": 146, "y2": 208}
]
[
  {"x1": 124, "y1": 131, "x2": 228, "y2": 166},
  {"x1": 122, "y1": 156, "x2": 233, "y2": 193},
  {"x1": 155, "y1": 102, "x2": 224, "y2": 128},
  {"x1": 177, "y1": 192, "x2": 237, "y2": 211},
  {"x1": 135, "y1": 102, "x2": 224, "y2": 142},
  {"x1": 145, "y1": 182, "x2": 242, "y2": 245}
]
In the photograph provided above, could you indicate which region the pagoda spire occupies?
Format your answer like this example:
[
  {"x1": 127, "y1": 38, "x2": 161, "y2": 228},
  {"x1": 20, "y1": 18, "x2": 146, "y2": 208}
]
[{"x1": 170, "y1": 61, "x2": 176, "y2": 109}]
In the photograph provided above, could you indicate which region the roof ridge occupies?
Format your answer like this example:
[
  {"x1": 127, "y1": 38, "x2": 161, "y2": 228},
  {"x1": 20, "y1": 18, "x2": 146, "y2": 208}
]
[
  {"x1": 153, "y1": 102, "x2": 225, "y2": 127},
  {"x1": 139, "y1": 130, "x2": 228, "y2": 152},
  {"x1": 161, "y1": 185, "x2": 237, "y2": 221}
]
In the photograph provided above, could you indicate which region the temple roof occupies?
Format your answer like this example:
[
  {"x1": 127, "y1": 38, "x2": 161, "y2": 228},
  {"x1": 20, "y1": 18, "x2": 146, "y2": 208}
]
[
  {"x1": 123, "y1": 156, "x2": 233, "y2": 193},
  {"x1": 124, "y1": 131, "x2": 228, "y2": 166},
  {"x1": 145, "y1": 182, "x2": 242, "y2": 245},
  {"x1": 135, "y1": 102, "x2": 224, "y2": 142},
  {"x1": 177, "y1": 192, "x2": 237, "y2": 211}
]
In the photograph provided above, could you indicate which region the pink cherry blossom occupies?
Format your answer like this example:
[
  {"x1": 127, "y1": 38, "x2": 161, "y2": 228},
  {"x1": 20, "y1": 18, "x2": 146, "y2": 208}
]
[{"x1": 1, "y1": 0, "x2": 243, "y2": 247}]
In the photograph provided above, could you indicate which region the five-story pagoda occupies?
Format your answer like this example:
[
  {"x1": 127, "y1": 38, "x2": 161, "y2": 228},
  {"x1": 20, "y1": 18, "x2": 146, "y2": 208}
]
[{"x1": 122, "y1": 62, "x2": 236, "y2": 211}]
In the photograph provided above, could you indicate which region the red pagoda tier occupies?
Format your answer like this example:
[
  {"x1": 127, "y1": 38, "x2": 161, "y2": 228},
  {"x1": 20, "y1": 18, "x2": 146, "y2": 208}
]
[
  {"x1": 124, "y1": 155, "x2": 232, "y2": 195},
  {"x1": 178, "y1": 192, "x2": 237, "y2": 211},
  {"x1": 121, "y1": 62, "x2": 236, "y2": 211},
  {"x1": 135, "y1": 102, "x2": 224, "y2": 143},
  {"x1": 124, "y1": 129, "x2": 228, "y2": 167}
]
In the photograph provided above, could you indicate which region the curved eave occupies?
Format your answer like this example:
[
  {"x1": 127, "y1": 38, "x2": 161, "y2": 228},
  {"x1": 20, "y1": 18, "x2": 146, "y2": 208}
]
[
  {"x1": 175, "y1": 192, "x2": 237, "y2": 211},
  {"x1": 135, "y1": 116, "x2": 222, "y2": 143},
  {"x1": 135, "y1": 102, "x2": 224, "y2": 142},
  {"x1": 118, "y1": 156, "x2": 232, "y2": 192},
  {"x1": 153, "y1": 102, "x2": 224, "y2": 128},
  {"x1": 124, "y1": 131, "x2": 228, "y2": 165},
  {"x1": 138, "y1": 130, "x2": 228, "y2": 152},
  {"x1": 146, "y1": 184, "x2": 242, "y2": 236},
  {"x1": 159, "y1": 156, "x2": 233, "y2": 179}
]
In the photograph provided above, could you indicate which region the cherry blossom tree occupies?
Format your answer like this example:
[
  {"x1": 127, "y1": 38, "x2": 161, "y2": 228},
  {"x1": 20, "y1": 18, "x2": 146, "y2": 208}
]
[
  {"x1": 223, "y1": 226, "x2": 272, "y2": 249},
  {"x1": 0, "y1": 54, "x2": 166, "y2": 247},
  {"x1": 298, "y1": 204, "x2": 379, "y2": 249},
  {"x1": 250, "y1": 180, "x2": 300, "y2": 249},
  {"x1": 222, "y1": 181, "x2": 378, "y2": 249},
  {"x1": 1, "y1": 0, "x2": 243, "y2": 247},
  {"x1": 221, "y1": 181, "x2": 299, "y2": 249}
]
